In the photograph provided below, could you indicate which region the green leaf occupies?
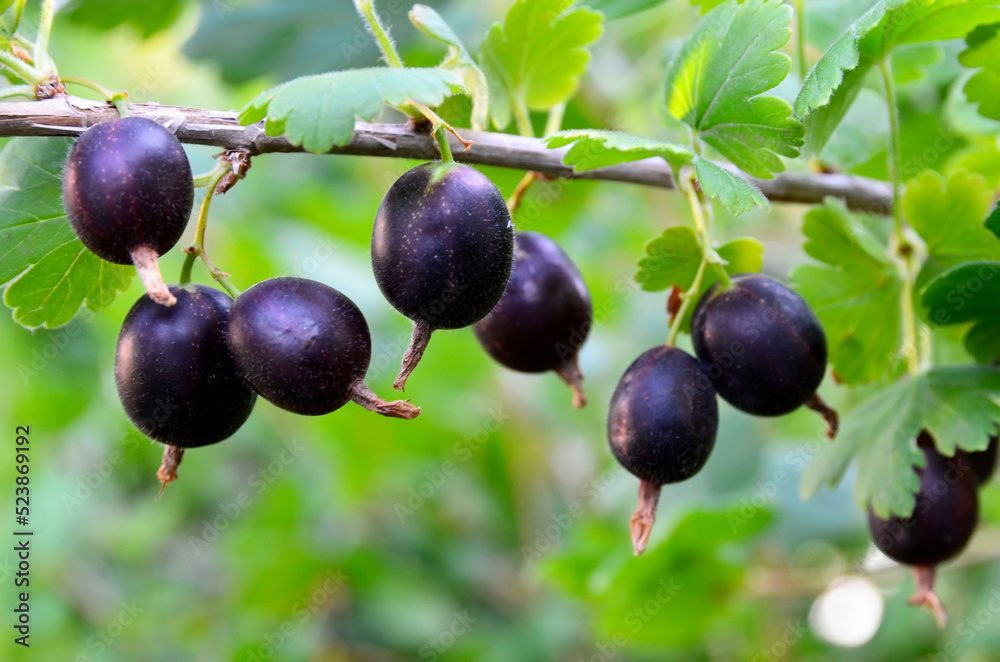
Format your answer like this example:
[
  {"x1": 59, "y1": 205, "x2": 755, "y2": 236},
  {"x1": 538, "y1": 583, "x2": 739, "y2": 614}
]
[
  {"x1": 922, "y1": 261, "x2": 1000, "y2": 326},
  {"x1": 965, "y1": 318, "x2": 1000, "y2": 363},
  {"x1": 238, "y1": 68, "x2": 465, "y2": 154},
  {"x1": 543, "y1": 131, "x2": 768, "y2": 216},
  {"x1": 663, "y1": 0, "x2": 804, "y2": 178},
  {"x1": 635, "y1": 227, "x2": 702, "y2": 292},
  {"x1": 791, "y1": 198, "x2": 902, "y2": 384},
  {"x1": 904, "y1": 170, "x2": 997, "y2": 289},
  {"x1": 586, "y1": 0, "x2": 669, "y2": 20},
  {"x1": 410, "y1": 4, "x2": 490, "y2": 131},
  {"x1": 795, "y1": 0, "x2": 1000, "y2": 154},
  {"x1": 801, "y1": 366, "x2": 1000, "y2": 517},
  {"x1": 544, "y1": 130, "x2": 693, "y2": 171},
  {"x1": 62, "y1": 0, "x2": 186, "y2": 37},
  {"x1": 891, "y1": 43, "x2": 942, "y2": 83},
  {"x1": 692, "y1": 157, "x2": 769, "y2": 215},
  {"x1": 960, "y1": 23, "x2": 1000, "y2": 121},
  {"x1": 478, "y1": 0, "x2": 603, "y2": 130},
  {"x1": 0, "y1": 138, "x2": 132, "y2": 329},
  {"x1": 635, "y1": 231, "x2": 764, "y2": 295}
]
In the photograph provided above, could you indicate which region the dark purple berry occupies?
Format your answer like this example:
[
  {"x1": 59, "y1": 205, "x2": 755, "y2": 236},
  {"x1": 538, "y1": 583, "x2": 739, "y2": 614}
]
[
  {"x1": 969, "y1": 435, "x2": 998, "y2": 486},
  {"x1": 372, "y1": 162, "x2": 513, "y2": 390},
  {"x1": 116, "y1": 284, "x2": 256, "y2": 491},
  {"x1": 474, "y1": 232, "x2": 592, "y2": 407},
  {"x1": 608, "y1": 346, "x2": 719, "y2": 554},
  {"x1": 867, "y1": 431, "x2": 979, "y2": 625},
  {"x1": 227, "y1": 277, "x2": 419, "y2": 419},
  {"x1": 63, "y1": 117, "x2": 194, "y2": 306},
  {"x1": 692, "y1": 274, "x2": 832, "y2": 426}
]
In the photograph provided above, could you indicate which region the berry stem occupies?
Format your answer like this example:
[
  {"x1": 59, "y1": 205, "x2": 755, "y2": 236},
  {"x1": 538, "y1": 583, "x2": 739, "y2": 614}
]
[
  {"x1": 630, "y1": 479, "x2": 662, "y2": 555},
  {"x1": 350, "y1": 381, "x2": 421, "y2": 419},
  {"x1": 555, "y1": 355, "x2": 587, "y2": 409},
  {"x1": 155, "y1": 445, "x2": 185, "y2": 500},
  {"x1": 112, "y1": 96, "x2": 130, "y2": 118},
  {"x1": 60, "y1": 75, "x2": 118, "y2": 102},
  {"x1": 33, "y1": 0, "x2": 57, "y2": 75},
  {"x1": 435, "y1": 125, "x2": 454, "y2": 163},
  {"x1": 805, "y1": 393, "x2": 839, "y2": 439},
  {"x1": 183, "y1": 162, "x2": 241, "y2": 297},
  {"x1": 909, "y1": 565, "x2": 947, "y2": 627},
  {"x1": 507, "y1": 171, "x2": 538, "y2": 214},
  {"x1": 131, "y1": 245, "x2": 177, "y2": 307},
  {"x1": 394, "y1": 320, "x2": 434, "y2": 391},
  {"x1": 879, "y1": 57, "x2": 920, "y2": 375},
  {"x1": 666, "y1": 169, "x2": 712, "y2": 347}
]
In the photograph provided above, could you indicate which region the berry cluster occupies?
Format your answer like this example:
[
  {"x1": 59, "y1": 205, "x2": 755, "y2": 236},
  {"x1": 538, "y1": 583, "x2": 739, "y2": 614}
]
[
  {"x1": 609, "y1": 274, "x2": 832, "y2": 554},
  {"x1": 63, "y1": 119, "x2": 592, "y2": 490}
]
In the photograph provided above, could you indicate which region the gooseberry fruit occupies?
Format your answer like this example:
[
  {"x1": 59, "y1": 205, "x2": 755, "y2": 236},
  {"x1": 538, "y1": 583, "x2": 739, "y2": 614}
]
[
  {"x1": 63, "y1": 117, "x2": 194, "y2": 306},
  {"x1": 227, "y1": 277, "x2": 419, "y2": 419},
  {"x1": 608, "y1": 346, "x2": 719, "y2": 554},
  {"x1": 372, "y1": 162, "x2": 513, "y2": 390},
  {"x1": 474, "y1": 231, "x2": 592, "y2": 407}
]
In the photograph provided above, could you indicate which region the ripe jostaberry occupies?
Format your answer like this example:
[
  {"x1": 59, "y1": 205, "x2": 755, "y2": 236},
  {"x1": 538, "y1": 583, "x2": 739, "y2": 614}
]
[
  {"x1": 115, "y1": 284, "x2": 257, "y2": 490},
  {"x1": 63, "y1": 116, "x2": 194, "y2": 307},
  {"x1": 372, "y1": 162, "x2": 513, "y2": 390},
  {"x1": 969, "y1": 435, "x2": 998, "y2": 486},
  {"x1": 608, "y1": 346, "x2": 719, "y2": 554},
  {"x1": 474, "y1": 232, "x2": 592, "y2": 407},
  {"x1": 868, "y1": 432, "x2": 979, "y2": 625},
  {"x1": 691, "y1": 273, "x2": 837, "y2": 436},
  {"x1": 227, "y1": 277, "x2": 419, "y2": 419}
]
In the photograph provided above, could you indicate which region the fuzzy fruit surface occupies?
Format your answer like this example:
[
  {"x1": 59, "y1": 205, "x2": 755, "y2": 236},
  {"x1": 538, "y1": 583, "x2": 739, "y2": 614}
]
[
  {"x1": 608, "y1": 347, "x2": 719, "y2": 485},
  {"x1": 372, "y1": 162, "x2": 513, "y2": 329},
  {"x1": 63, "y1": 116, "x2": 194, "y2": 264},
  {"x1": 474, "y1": 231, "x2": 591, "y2": 372},
  {"x1": 228, "y1": 277, "x2": 372, "y2": 415},
  {"x1": 691, "y1": 273, "x2": 827, "y2": 416},
  {"x1": 868, "y1": 433, "x2": 979, "y2": 566},
  {"x1": 969, "y1": 435, "x2": 998, "y2": 486},
  {"x1": 115, "y1": 284, "x2": 256, "y2": 447}
]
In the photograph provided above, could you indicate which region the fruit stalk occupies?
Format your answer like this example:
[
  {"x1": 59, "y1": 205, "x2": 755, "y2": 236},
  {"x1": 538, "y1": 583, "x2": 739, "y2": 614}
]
[
  {"x1": 630, "y1": 480, "x2": 662, "y2": 555},
  {"x1": 155, "y1": 446, "x2": 185, "y2": 499},
  {"x1": 350, "y1": 381, "x2": 420, "y2": 419},
  {"x1": 182, "y1": 162, "x2": 240, "y2": 297},
  {"x1": 394, "y1": 321, "x2": 433, "y2": 391},
  {"x1": 132, "y1": 245, "x2": 177, "y2": 306}
]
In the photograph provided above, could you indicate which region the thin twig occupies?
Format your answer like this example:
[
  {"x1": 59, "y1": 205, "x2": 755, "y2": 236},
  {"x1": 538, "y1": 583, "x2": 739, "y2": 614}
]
[{"x1": 0, "y1": 97, "x2": 894, "y2": 213}]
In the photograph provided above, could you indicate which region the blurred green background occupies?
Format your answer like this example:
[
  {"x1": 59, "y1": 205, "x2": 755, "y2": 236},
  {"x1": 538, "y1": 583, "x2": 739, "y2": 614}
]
[{"x1": 2, "y1": 1, "x2": 1000, "y2": 660}]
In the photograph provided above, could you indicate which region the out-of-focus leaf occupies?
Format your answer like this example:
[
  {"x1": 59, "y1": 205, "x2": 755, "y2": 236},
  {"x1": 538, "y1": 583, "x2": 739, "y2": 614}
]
[{"x1": 62, "y1": 0, "x2": 187, "y2": 37}]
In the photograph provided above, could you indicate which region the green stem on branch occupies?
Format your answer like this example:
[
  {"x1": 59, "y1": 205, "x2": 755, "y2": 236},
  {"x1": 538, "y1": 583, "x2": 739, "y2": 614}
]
[
  {"x1": 112, "y1": 96, "x2": 130, "y2": 118},
  {"x1": 512, "y1": 98, "x2": 534, "y2": 139},
  {"x1": 0, "y1": 49, "x2": 46, "y2": 86},
  {"x1": 33, "y1": 0, "x2": 57, "y2": 75},
  {"x1": 0, "y1": 85, "x2": 34, "y2": 100},
  {"x1": 507, "y1": 105, "x2": 564, "y2": 215},
  {"x1": 354, "y1": 0, "x2": 404, "y2": 68},
  {"x1": 182, "y1": 163, "x2": 240, "y2": 298},
  {"x1": 60, "y1": 75, "x2": 117, "y2": 101},
  {"x1": 794, "y1": 0, "x2": 807, "y2": 82},
  {"x1": 879, "y1": 57, "x2": 920, "y2": 374}
]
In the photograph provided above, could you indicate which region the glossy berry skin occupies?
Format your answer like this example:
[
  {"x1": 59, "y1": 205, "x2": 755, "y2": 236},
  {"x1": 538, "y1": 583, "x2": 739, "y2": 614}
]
[
  {"x1": 868, "y1": 435, "x2": 979, "y2": 567},
  {"x1": 474, "y1": 232, "x2": 591, "y2": 372},
  {"x1": 691, "y1": 274, "x2": 827, "y2": 416},
  {"x1": 608, "y1": 347, "x2": 719, "y2": 485},
  {"x1": 372, "y1": 162, "x2": 513, "y2": 329},
  {"x1": 115, "y1": 285, "x2": 256, "y2": 448},
  {"x1": 969, "y1": 435, "x2": 998, "y2": 486},
  {"x1": 227, "y1": 277, "x2": 372, "y2": 416},
  {"x1": 63, "y1": 117, "x2": 194, "y2": 264}
]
